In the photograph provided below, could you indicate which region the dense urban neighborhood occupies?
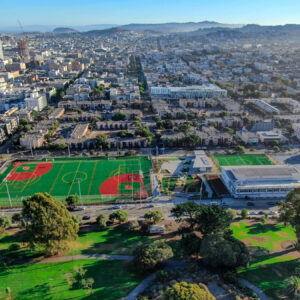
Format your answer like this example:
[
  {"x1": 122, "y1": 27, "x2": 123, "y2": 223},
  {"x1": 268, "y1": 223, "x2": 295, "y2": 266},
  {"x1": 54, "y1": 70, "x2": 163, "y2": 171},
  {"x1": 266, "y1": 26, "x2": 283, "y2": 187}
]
[{"x1": 1, "y1": 13, "x2": 300, "y2": 300}]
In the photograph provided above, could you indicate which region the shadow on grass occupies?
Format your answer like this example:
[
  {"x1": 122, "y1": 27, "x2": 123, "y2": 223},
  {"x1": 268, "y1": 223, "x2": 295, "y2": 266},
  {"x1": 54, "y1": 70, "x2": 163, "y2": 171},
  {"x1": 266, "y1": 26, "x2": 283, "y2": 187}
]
[
  {"x1": 73, "y1": 260, "x2": 145, "y2": 300},
  {"x1": 78, "y1": 226, "x2": 150, "y2": 256},
  {"x1": 17, "y1": 282, "x2": 60, "y2": 300},
  {"x1": 240, "y1": 258, "x2": 299, "y2": 299},
  {"x1": 247, "y1": 223, "x2": 281, "y2": 234}
]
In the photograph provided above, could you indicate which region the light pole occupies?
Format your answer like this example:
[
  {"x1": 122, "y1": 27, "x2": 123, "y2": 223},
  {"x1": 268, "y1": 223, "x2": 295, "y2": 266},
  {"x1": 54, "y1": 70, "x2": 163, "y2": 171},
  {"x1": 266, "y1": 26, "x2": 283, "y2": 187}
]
[
  {"x1": 77, "y1": 178, "x2": 82, "y2": 204},
  {"x1": 68, "y1": 143, "x2": 71, "y2": 157},
  {"x1": 5, "y1": 180, "x2": 12, "y2": 208}
]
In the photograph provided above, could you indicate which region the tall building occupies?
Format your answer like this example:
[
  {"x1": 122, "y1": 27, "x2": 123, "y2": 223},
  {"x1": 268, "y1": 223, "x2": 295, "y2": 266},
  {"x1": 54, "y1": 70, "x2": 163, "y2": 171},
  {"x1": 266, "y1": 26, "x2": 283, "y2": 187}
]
[
  {"x1": 18, "y1": 39, "x2": 30, "y2": 62},
  {"x1": 0, "y1": 40, "x2": 4, "y2": 60}
]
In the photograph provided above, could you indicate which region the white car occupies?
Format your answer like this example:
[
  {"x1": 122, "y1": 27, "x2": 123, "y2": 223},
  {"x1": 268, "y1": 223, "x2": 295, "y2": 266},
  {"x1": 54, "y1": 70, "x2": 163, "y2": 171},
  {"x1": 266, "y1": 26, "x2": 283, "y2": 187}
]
[{"x1": 249, "y1": 211, "x2": 258, "y2": 215}]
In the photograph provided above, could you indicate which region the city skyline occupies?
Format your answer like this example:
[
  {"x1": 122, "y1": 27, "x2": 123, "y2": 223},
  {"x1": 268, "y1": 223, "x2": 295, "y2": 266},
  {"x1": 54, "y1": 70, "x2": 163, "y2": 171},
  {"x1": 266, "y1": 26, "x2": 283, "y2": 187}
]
[{"x1": 1, "y1": 0, "x2": 300, "y2": 27}]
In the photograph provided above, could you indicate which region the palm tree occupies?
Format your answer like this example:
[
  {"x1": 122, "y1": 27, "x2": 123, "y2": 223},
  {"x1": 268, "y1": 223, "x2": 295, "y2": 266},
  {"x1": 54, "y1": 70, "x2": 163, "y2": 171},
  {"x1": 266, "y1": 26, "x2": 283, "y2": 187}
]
[{"x1": 284, "y1": 276, "x2": 300, "y2": 299}]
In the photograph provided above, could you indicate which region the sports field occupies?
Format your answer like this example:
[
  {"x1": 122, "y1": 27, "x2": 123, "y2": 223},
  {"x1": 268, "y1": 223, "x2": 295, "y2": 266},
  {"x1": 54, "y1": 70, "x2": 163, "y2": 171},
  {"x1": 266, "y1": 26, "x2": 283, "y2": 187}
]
[
  {"x1": 0, "y1": 156, "x2": 152, "y2": 207},
  {"x1": 214, "y1": 154, "x2": 273, "y2": 167}
]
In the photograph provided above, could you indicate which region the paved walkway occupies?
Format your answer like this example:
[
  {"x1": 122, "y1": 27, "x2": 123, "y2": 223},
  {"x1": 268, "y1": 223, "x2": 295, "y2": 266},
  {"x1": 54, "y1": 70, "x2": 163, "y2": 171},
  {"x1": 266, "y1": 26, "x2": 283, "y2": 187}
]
[
  {"x1": 124, "y1": 274, "x2": 156, "y2": 300},
  {"x1": 29, "y1": 254, "x2": 134, "y2": 264},
  {"x1": 239, "y1": 278, "x2": 269, "y2": 300}
]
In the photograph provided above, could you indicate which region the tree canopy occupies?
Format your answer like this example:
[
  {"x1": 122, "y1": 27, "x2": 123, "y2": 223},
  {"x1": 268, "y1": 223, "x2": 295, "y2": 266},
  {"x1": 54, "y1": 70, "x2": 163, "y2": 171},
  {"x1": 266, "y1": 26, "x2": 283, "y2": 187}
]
[
  {"x1": 280, "y1": 188, "x2": 300, "y2": 249},
  {"x1": 22, "y1": 193, "x2": 79, "y2": 255},
  {"x1": 164, "y1": 282, "x2": 215, "y2": 300},
  {"x1": 134, "y1": 241, "x2": 173, "y2": 271}
]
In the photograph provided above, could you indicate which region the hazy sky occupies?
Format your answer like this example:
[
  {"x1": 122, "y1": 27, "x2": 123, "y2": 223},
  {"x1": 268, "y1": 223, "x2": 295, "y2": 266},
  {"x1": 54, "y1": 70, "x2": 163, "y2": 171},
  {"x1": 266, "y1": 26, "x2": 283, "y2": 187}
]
[{"x1": 1, "y1": 0, "x2": 300, "y2": 26}]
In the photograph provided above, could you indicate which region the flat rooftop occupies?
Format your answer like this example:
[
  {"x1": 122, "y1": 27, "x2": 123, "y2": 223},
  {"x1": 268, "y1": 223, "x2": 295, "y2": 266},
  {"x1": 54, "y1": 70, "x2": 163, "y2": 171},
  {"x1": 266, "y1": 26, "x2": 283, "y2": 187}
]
[{"x1": 223, "y1": 165, "x2": 300, "y2": 180}]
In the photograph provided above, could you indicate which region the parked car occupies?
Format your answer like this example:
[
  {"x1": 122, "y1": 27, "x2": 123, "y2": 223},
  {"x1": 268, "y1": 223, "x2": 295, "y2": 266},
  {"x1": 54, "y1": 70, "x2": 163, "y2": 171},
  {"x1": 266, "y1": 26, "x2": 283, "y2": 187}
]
[
  {"x1": 82, "y1": 216, "x2": 91, "y2": 220},
  {"x1": 112, "y1": 205, "x2": 121, "y2": 209},
  {"x1": 269, "y1": 211, "x2": 278, "y2": 215}
]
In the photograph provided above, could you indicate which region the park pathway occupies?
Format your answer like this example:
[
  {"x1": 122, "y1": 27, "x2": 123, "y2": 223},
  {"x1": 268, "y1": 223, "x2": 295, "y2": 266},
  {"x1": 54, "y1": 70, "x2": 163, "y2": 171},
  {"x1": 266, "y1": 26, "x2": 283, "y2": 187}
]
[
  {"x1": 124, "y1": 274, "x2": 156, "y2": 300},
  {"x1": 26, "y1": 254, "x2": 134, "y2": 264},
  {"x1": 238, "y1": 278, "x2": 270, "y2": 300}
]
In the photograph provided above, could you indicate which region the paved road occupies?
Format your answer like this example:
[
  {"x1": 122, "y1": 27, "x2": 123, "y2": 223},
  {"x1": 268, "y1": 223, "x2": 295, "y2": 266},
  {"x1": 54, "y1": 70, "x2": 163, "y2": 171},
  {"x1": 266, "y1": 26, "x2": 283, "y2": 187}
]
[{"x1": 125, "y1": 274, "x2": 156, "y2": 300}]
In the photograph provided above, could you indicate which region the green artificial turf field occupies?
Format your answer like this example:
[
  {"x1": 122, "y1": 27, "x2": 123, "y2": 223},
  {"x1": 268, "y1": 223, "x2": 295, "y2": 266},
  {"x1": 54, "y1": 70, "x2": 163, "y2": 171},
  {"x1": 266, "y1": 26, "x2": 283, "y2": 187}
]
[
  {"x1": 214, "y1": 154, "x2": 273, "y2": 167},
  {"x1": 0, "y1": 156, "x2": 152, "y2": 207}
]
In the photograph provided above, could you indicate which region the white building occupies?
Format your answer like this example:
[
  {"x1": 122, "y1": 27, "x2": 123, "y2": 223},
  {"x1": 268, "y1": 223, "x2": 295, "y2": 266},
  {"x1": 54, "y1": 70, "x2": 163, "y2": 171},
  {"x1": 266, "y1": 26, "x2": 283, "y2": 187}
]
[
  {"x1": 192, "y1": 151, "x2": 213, "y2": 173},
  {"x1": 150, "y1": 84, "x2": 227, "y2": 99},
  {"x1": 221, "y1": 165, "x2": 300, "y2": 199},
  {"x1": 24, "y1": 91, "x2": 47, "y2": 111}
]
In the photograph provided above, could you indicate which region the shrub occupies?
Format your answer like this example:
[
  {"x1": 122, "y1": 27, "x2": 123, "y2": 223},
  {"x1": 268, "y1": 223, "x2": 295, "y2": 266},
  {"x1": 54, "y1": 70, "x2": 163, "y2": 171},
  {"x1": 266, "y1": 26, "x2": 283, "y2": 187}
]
[
  {"x1": 8, "y1": 243, "x2": 21, "y2": 251},
  {"x1": 164, "y1": 282, "x2": 215, "y2": 300},
  {"x1": 144, "y1": 209, "x2": 163, "y2": 223},
  {"x1": 109, "y1": 210, "x2": 128, "y2": 224},
  {"x1": 133, "y1": 241, "x2": 173, "y2": 271},
  {"x1": 227, "y1": 209, "x2": 237, "y2": 220},
  {"x1": 241, "y1": 208, "x2": 248, "y2": 219},
  {"x1": 127, "y1": 220, "x2": 140, "y2": 231},
  {"x1": 96, "y1": 214, "x2": 108, "y2": 230}
]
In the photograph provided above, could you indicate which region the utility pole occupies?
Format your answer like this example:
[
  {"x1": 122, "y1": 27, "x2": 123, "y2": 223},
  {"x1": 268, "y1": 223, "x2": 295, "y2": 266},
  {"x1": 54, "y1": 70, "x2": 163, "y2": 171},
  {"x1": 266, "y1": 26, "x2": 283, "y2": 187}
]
[
  {"x1": 68, "y1": 143, "x2": 71, "y2": 157},
  {"x1": 5, "y1": 180, "x2": 12, "y2": 208}
]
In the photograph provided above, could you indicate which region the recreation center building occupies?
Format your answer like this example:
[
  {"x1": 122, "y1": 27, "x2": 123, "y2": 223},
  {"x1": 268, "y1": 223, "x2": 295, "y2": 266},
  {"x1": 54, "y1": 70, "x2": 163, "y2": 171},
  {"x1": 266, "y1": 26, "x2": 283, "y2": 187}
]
[{"x1": 221, "y1": 165, "x2": 300, "y2": 199}]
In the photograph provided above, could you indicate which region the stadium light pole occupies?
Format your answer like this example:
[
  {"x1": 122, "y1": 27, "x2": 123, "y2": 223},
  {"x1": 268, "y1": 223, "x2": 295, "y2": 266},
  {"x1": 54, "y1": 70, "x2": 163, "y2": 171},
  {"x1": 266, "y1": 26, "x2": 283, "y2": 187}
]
[
  {"x1": 4, "y1": 179, "x2": 12, "y2": 208},
  {"x1": 77, "y1": 178, "x2": 82, "y2": 204}
]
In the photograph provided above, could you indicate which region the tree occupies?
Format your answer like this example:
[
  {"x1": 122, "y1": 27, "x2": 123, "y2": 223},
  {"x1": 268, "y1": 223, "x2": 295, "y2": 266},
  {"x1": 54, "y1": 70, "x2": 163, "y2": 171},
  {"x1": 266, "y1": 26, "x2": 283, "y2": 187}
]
[
  {"x1": 0, "y1": 216, "x2": 11, "y2": 234},
  {"x1": 236, "y1": 145, "x2": 245, "y2": 153},
  {"x1": 279, "y1": 188, "x2": 300, "y2": 249},
  {"x1": 109, "y1": 210, "x2": 128, "y2": 224},
  {"x1": 66, "y1": 195, "x2": 79, "y2": 207},
  {"x1": 284, "y1": 276, "x2": 300, "y2": 300},
  {"x1": 96, "y1": 134, "x2": 108, "y2": 149},
  {"x1": 171, "y1": 202, "x2": 203, "y2": 230},
  {"x1": 133, "y1": 241, "x2": 173, "y2": 271},
  {"x1": 241, "y1": 208, "x2": 248, "y2": 219},
  {"x1": 112, "y1": 112, "x2": 127, "y2": 121},
  {"x1": 227, "y1": 209, "x2": 237, "y2": 220},
  {"x1": 72, "y1": 215, "x2": 82, "y2": 225},
  {"x1": 164, "y1": 282, "x2": 215, "y2": 300},
  {"x1": 96, "y1": 214, "x2": 108, "y2": 230},
  {"x1": 195, "y1": 205, "x2": 232, "y2": 235},
  {"x1": 200, "y1": 234, "x2": 249, "y2": 270},
  {"x1": 181, "y1": 232, "x2": 202, "y2": 256},
  {"x1": 144, "y1": 210, "x2": 163, "y2": 224},
  {"x1": 22, "y1": 193, "x2": 79, "y2": 255},
  {"x1": 12, "y1": 213, "x2": 22, "y2": 224}
]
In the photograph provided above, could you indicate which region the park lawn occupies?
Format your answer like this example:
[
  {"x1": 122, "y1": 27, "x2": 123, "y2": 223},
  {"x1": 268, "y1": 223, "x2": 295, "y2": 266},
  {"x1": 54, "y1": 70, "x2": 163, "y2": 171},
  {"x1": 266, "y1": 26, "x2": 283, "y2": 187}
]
[
  {"x1": 214, "y1": 154, "x2": 273, "y2": 167},
  {"x1": 0, "y1": 259, "x2": 145, "y2": 300},
  {"x1": 0, "y1": 226, "x2": 151, "y2": 259},
  {"x1": 67, "y1": 226, "x2": 150, "y2": 256},
  {"x1": 239, "y1": 256, "x2": 299, "y2": 299},
  {"x1": 231, "y1": 221, "x2": 296, "y2": 252},
  {"x1": 232, "y1": 221, "x2": 299, "y2": 299}
]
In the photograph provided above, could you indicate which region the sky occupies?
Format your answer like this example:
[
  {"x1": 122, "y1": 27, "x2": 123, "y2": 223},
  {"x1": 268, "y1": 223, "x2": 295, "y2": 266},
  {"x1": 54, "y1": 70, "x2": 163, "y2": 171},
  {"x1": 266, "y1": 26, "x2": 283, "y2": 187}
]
[{"x1": 1, "y1": 0, "x2": 300, "y2": 27}]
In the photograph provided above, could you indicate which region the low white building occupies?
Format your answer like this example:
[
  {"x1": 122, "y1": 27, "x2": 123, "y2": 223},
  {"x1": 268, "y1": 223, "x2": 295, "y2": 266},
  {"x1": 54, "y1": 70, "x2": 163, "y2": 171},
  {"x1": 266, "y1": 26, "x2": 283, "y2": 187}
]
[
  {"x1": 192, "y1": 151, "x2": 213, "y2": 173},
  {"x1": 221, "y1": 165, "x2": 300, "y2": 199}
]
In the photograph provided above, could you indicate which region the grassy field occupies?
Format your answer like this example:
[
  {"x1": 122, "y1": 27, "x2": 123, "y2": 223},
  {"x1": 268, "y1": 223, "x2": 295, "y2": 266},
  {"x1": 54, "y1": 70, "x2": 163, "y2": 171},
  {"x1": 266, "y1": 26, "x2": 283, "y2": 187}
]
[
  {"x1": 0, "y1": 226, "x2": 151, "y2": 260},
  {"x1": 0, "y1": 156, "x2": 152, "y2": 207},
  {"x1": 232, "y1": 221, "x2": 298, "y2": 299},
  {"x1": 214, "y1": 154, "x2": 273, "y2": 167},
  {"x1": 0, "y1": 259, "x2": 145, "y2": 300}
]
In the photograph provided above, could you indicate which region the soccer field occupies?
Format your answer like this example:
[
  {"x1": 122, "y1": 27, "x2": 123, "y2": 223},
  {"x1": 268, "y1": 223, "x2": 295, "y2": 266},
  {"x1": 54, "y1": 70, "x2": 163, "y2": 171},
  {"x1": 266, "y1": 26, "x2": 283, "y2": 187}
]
[
  {"x1": 0, "y1": 156, "x2": 152, "y2": 207},
  {"x1": 214, "y1": 154, "x2": 273, "y2": 167}
]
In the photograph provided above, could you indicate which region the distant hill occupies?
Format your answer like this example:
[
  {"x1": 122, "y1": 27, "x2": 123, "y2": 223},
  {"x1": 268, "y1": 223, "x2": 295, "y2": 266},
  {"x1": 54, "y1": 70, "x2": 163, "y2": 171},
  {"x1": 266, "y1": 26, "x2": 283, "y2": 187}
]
[
  {"x1": 53, "y1": 27, "x2": 78, "y2": 33},
  {"x1": 84, "y1": 27, "x2": 127, "y2": 36},
  {"x1": 121, "y1": 21, "x2": 242, "y2": 33}
]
